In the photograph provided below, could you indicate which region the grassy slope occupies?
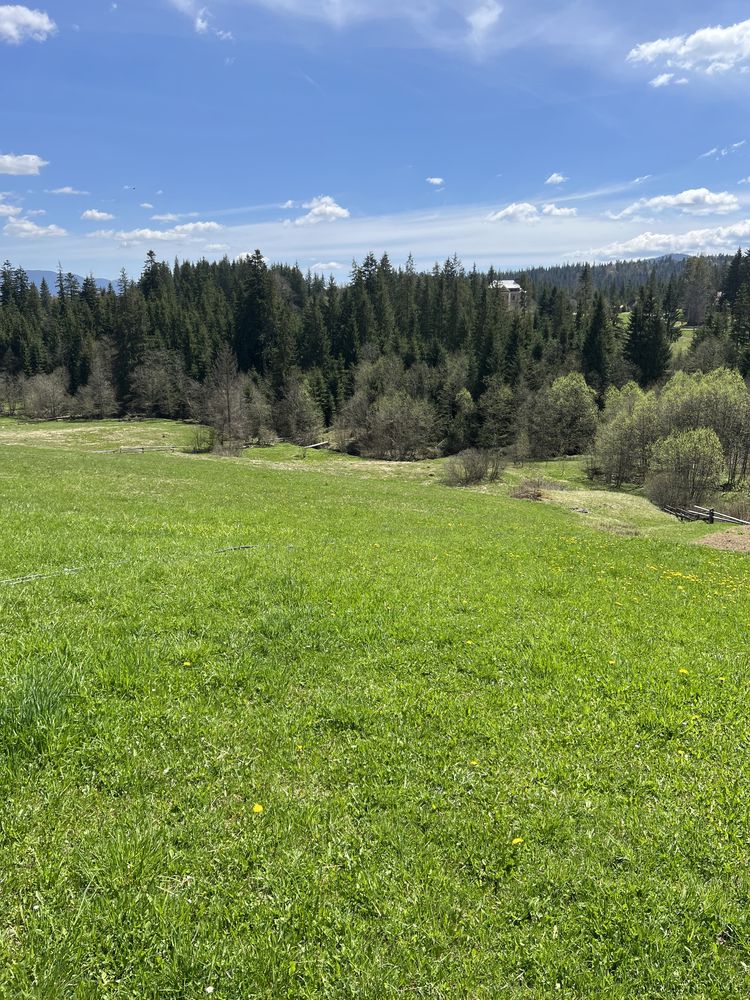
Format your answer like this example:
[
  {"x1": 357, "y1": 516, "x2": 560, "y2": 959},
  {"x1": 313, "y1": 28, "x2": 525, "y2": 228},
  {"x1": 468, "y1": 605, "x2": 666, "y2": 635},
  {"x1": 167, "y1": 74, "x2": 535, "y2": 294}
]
[{"x1": 1, "y1": 420, "x2": 749, "y2": 998}]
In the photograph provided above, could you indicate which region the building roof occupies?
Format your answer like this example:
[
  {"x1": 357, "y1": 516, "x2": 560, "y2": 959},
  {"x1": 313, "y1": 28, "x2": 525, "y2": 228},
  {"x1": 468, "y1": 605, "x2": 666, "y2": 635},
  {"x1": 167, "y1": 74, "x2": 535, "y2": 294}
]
[{"x1": 491, "y1": 279, "x2": 523, "y2": 291}]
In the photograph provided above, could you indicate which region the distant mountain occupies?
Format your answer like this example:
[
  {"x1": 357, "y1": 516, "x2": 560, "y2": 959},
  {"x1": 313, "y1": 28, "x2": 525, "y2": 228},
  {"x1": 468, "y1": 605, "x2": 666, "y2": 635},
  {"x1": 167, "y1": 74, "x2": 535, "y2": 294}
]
[{"x1": 25, "y1": 270, "x2": 114, "y2": 291}]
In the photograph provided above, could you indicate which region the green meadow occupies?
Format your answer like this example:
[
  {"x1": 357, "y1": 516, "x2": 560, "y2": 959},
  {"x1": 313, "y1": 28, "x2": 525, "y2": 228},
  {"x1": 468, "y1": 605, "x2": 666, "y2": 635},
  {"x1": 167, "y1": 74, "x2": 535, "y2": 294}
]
[{"x1": 1, "y1": 420, "x2": 749, "y2": 998}]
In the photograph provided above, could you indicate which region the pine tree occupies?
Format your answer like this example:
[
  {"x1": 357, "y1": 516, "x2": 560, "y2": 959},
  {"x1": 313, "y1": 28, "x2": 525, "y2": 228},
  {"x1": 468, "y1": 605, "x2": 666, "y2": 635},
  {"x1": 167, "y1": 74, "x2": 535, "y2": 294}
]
[
  {"x1": 582, "y1": 293, "x2": 613, "y2": 392},
  {"x1": 625, "y1": 287, "x2": 671, "y2": 386}
]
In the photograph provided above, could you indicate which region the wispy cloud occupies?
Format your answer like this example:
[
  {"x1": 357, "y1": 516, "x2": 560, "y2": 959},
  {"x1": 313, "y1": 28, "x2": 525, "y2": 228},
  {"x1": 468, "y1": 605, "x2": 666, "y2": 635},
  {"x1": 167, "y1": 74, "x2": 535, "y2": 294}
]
[
  {"x1": 426, "y1": 177, "x2": 445, "y2": 187},
  {"x1": 649, "y1": 72, "x2": 688, "y2": 88},
  {"x1": 88, "y1": 220, "x2": 222, "y2": 246},
  {"x1": 310, "y1": 260, "x2": 345, "y2": 271},
  {"x1": 166, "y1": 0, "x2": 232, "y2": 40},
  {"x1": 47, "y1": 185, "x2": 89, "y2": 195},
  {"x1": 0, "y1": 5, "x2": 56, "y2": 44},
  {"x1": 0, "y1": 152, "x2": 49, "y2": 175},
  {"x1": 699, "y1": 140, "x2": 746, "y2": 159},
  {"x1": 545, "y1": 172, "x2": 568, "y2": 185},
  {"x1": 466, "y1": 1, "x2": 502, "y2": 47}
]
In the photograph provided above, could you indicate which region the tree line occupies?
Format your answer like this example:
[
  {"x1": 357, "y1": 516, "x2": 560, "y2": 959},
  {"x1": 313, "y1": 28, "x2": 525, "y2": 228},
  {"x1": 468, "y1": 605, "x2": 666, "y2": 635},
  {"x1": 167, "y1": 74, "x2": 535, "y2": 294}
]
[{"x1": 1, "y1": 248, "x2": 749, "y2": 470}]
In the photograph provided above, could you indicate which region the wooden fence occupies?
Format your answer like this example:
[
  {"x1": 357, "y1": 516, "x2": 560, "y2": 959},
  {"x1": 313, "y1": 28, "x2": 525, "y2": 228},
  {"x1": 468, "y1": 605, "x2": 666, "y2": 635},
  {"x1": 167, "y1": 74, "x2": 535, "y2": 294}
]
[{"x1": 663, "y1": 504, "x2": 750, "y2": 526}]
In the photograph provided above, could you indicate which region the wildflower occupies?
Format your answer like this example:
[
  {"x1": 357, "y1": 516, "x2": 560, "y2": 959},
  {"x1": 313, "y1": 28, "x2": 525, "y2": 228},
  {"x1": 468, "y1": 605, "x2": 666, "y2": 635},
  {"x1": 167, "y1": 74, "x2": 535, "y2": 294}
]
[
  {"x1": 608, "y1": 659, "x2": 616, "y2": 665},
  {"x1": 512, "y1": 837, "x2": 524, "y2": 846},
  {"x1": 470, "y1": 760, "x2": 479, "y2": 766},
  {"x1": 678, "y1": 668, "x2": 689, "y2": 676},
  {"x1": 183, "y1": 660, "x2": 192, "y2": 667},
  {"x1": 252, "y1": 803, "x2": 264, "y2": 814}
]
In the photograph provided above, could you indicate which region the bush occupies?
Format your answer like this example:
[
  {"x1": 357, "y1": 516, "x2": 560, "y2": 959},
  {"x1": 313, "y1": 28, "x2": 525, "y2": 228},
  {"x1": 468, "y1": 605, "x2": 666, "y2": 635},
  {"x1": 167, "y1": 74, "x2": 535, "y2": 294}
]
[
  {"x1": 273, "y1": 379, "x2": 324, "y2": 446},
  {"x1": 190, "y1": 425, "x2": 215, "y2": 453},
  {"x1": 442, "y1": 449, "x2": 505, "y2": 487},
  {"x1": 23, "y1": 369, "x2": 73, "y2": 420},
  {"x1": 362, "y1": 391, "x2": 437, "y2": 460},
  {"x1": 646, "y1": 428, "x2": 725, "y2": 508}
]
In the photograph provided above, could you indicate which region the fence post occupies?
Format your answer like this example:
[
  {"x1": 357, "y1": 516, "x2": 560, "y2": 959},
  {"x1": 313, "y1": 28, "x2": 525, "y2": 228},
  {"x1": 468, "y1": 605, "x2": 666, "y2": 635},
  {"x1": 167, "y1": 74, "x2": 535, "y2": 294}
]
[{"x1": 708, "y1": 509, "x2": 714, "y2": 524}]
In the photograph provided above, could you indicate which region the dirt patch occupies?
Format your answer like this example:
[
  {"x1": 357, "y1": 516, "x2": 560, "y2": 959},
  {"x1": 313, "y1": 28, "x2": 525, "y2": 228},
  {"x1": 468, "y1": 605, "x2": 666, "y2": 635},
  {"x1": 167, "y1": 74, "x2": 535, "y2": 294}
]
[{"x1": 697, "y1": 528, "x2": 750, "y2": 553}]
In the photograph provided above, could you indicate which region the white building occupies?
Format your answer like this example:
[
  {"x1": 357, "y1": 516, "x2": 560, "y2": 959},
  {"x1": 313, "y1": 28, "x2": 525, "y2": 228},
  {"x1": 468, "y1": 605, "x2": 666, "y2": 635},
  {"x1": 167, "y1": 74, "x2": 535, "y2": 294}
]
[{"x1": 490, "y1": 279, "x2": 524, "y2": 309}]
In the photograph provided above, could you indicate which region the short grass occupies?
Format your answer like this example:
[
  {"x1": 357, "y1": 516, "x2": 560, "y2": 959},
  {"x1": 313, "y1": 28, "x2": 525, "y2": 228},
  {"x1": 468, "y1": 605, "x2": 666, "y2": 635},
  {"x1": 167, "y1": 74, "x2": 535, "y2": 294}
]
[
  {"x1": 672, "y1": 327, "x2": 696, "y2": 363},
  {"x1": 1, "y1": 419, "x2": 749, "y2": 998}
]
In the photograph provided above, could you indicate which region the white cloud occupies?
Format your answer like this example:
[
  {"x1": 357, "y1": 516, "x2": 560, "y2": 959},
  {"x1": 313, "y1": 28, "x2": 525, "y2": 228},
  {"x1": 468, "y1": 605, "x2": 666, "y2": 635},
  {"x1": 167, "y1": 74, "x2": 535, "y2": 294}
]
[
  {"x1": 205, "y1": 242, "x2": 229, "y2": 251},
  {"x1": 740, "y1": 177, "x2": 750, "y2": 185},
  {"x1": 294, "y1": 195, "x2": 350, "y2": 226},
  {"x1": 310, "y1": 261, "x2": 344, "y2": 271},
  {"x1": 466, "y1": 1, "x2": 501, "y2": 46},
  {"x1": 140, "y1": 202, "x2": 154, "y2": 209},
  {"x1": 0, "y1": 5, "x2": 56, "y2": 44},
  {"x1": 167, "y1": 0, "x2": 232, "y2": 40},
  {"x1": 82, "y1": 208, "x2": 115, "y2": 221},
  {"x1": 4, "y1": 217, "x2": 66, "y2": 238},
  {"x1": 542, "y1": 203, "x2": 577, "y2": 217},
  {"x1": 487, "y1": 201, "x2": 540, "y2": 223},
  {"x1": 628, "y1": 18, "x2": 750, "y2": 80},
  {"x1": 88, "y1": 220, "x2": 222, "y2": 244},
  {"x1": 151, "y1": 212, "x2": 181, "y2": 222},
  {"x1": 26, "y1": 208, "x2": 45, "y2": 216},
  {"x1": 166, "y1": 0, "x2": 514, "y2": 52},
  {"x1": 281, "y1": 199, "x2": 296, "y2": 209},
  {"x1": 545, "y1": 172, "x2": 568, "y2": 185},
  {"x1": 426, "y1": 177, "x2": 445, "y2": 186},
  {"x1": 48, "y1": 185, "x2": 89, "y2": 194},
  {"x1": 651, "y1": 73, "x2": 688, "y2": 87},
  {"x1": 0, "y1": 152, "x2": 49, "y2": 175},
  {"x1": 0, "y1": 202, "x2": 21, "y2": 217},
  {"x1": 609, "y1": 187, "x2": 740, "y2": 219},
  {"x1": 700, "y1": 140, "x2": 746, "y2": 160},
  {"x1": 584, "y1": 218, "x2": 750, "y2": 259}
]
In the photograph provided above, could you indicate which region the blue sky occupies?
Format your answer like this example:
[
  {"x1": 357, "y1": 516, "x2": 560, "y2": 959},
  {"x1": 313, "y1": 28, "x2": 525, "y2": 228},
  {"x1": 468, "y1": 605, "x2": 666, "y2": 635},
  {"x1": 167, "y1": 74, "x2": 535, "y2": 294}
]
[{"x1": 2, "y1": 0, "x2": 750, "y2": 278}]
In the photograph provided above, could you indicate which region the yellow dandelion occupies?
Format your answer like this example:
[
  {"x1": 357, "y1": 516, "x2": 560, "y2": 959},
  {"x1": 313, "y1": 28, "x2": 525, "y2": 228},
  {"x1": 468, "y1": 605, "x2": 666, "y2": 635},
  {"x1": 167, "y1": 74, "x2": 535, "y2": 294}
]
[
  {"x1": 470, "y1": 760, "x2": 480, "y2": 766},
  {"x1": 252, "y1": 803, "x2": 264, "y2": 814},
  {"x1": 183, "y1": 660, "x2": 192, "y2": 667},
  {"x1": 608, "y1": 659, "x2": 616, "y2": 665},
  {"x1": 512, "y1": 837, "x2": 524, "y2": 846},
  {"x1": 678, "y1": 668, "x2": 689, "y2": 675}
]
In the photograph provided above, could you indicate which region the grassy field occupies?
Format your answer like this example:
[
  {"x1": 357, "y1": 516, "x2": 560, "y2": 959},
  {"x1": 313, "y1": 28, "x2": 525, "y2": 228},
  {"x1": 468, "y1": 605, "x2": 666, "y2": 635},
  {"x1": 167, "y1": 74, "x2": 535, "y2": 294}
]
[{"x1": 1, "y1": 420, "x2": 749, "y2": 998}]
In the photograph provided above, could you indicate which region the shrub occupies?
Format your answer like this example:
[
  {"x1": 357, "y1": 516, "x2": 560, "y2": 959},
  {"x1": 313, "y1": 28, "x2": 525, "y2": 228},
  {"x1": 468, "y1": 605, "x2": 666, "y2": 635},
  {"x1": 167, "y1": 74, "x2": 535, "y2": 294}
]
[
  {"x1": 442, "y1": 449, "x2": 505, "y2": 487},
  {"x1": 190, "y1": 425, "x2": 215, "y2": 453},
  {"x1": 646, "y1": 428, "x2": 725, "y2": 508},
  {"x1": 362, "y1": 391, "x2": 437, "y2": 460}
]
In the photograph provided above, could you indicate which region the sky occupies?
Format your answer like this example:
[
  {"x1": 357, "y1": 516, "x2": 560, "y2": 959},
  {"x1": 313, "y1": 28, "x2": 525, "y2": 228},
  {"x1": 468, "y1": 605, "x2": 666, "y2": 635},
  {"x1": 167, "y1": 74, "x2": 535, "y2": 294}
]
[{"x1": 2, "y1": 0, "x2": 750, "y2": 279}]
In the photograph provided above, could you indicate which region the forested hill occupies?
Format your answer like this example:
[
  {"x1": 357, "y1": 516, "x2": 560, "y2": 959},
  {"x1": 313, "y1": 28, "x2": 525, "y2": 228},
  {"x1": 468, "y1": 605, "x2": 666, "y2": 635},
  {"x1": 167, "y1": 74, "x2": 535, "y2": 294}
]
[
  {"x1": 509, "y1": 254, "x2": 717, "y2": 299},
  {"x1": 1, "y1": 249, "x2": 749, "y2": 454}
]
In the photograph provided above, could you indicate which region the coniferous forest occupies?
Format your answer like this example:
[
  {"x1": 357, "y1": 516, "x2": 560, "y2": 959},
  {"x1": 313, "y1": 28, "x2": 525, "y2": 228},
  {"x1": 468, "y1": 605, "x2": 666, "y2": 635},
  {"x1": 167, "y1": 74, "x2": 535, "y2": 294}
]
[{"x1": 1, "y1": 249, "x2": 749, "y2": 464}]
